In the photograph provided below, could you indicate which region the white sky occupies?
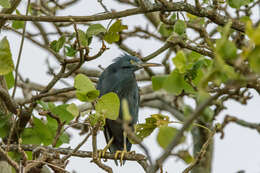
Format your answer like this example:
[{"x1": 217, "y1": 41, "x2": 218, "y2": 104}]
[{"x1": 2, "y1": 0, "x2": 260, "y2": 173}]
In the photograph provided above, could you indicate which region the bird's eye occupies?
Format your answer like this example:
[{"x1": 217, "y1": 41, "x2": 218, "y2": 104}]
[{"x1": 130, "y1": 60, "x2": 135, "y2": 65}]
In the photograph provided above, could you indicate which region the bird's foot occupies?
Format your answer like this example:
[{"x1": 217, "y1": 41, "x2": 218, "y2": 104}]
[
  {"x1": 97, "y1": 149, "x2": 108, "y2": 161},
  {"x1": 97, "y1": 137, "x2": 114, "y2": 161},
  {"x1": 114, "y1": 149, "x2": 130, "y2": 166}
]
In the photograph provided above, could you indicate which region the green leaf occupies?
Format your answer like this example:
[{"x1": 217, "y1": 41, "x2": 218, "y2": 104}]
[
  {"x1": 78, "y1": 29, "x2": 88, "y2": 46},
  {"x1": 67, "y1": 103, "x2": 79, "y2": 117},
  {"x1": 202, "y1": 107, "x2": 214, "y2": 122},
  {"x1": 86, "y1": 24, "x2": 106, "y2": 37},
  {"x1": 48, "y1": 102, "x2": 55, "y2": 110},
  {"x1": 65, "y1": 45, "x2": 77, "y2": 57},
  {"x1": 158, "y1": 23, "x2": 174, "y2": 37},
  {"x1": 104, "y1": 20, "x2": 127, "y2": 44},
  {"x1": 0, "y1": 0, "x2": 10, "y2": 8},
  {"x1": 246, "y1": 22, "x2": 260, "y2": 45},
  {"x1": 108, "y1": 19, "x2": 128, "y2": 33},
  {"x1": 74, "y1": 74, "x2": 99, "y2": 102},
  {"x1": 152, "y1": 75, "x2": 168, "y2": 91},
  {"x1": 4, "y1": 71, "x2": 14, "y2": 89},
  {"x1": 95, "y1": 92, "x2": 120, "y2": 120},
  {"x1": 12, "y1": 20, "x2": 24, "y2": 29},
  {"x1": 50, "y1": 35, "x2": 66, "y2": 53},
  {"x1": 248, "y1": 46, "x2": 260, "y2": 74},
  {"x1": 163, "y1": 70, "x2": 194, "y2": 95},
  {"x1": 157, "y1": 126, "x2": 177, "y2": 149},
  {"x1": 228, "y1": 0, "x2": 252, "y2": 8},
  {"x1": 36, "y1": 100, "x2": 49, "y2": 111},
  {"x1": 12, "y1": 10, "x2": 24, "y2": 29},
  {"x1": 174, "y1": 20, "x2": 186, "y2": 35},
  {"x1": 135, "y1": 123, "x2": 156, "y2": 141},
  {"x1": 0, "y1": 114, "x2": 10, "y2": 138},
  {"x1": 104, "y1": 32, "x2": 119, "y2": 44},
  {"x1": 46, "y1": 115, "x2": 57, "y2": 132},
  {"x1": 33, "y1": 117, "x2": 53, "y2": 145},
  {"x1": 0, "y1": 37, "x2": 14, "y2": 75},
  {"x1": 21, "y1": 128, "x2": 42, "y2": 145},
  {"x1": 135, "y1": 114, "x2": 170, "y2": 141},
  {"x1": 216, "y1": 40, "x2": 237, "y2": 60},
  {"x1": 176, "y1": 150, "x2": 194, "y2": 164},
  {"x1": 173, "y1": 51, "x2": 187, "y2": 73},
  {"x1": 56, "y1": 132, "x2": 70, "y2": 147},
  {"x1": 50, "y1": 104, "x2": 74, "y2": 123}
]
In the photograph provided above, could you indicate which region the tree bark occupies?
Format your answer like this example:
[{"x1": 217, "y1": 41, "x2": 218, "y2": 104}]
[
  {"x1": 0, "y1": 76, "x2": 12, "y2": 173},
  {"x1": 191, "y1": 125, "x2": 214, "y2": 173}
]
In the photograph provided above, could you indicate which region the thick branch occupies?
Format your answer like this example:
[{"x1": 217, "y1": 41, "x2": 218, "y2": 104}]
[
  {"x1": 0, "y1": 88, "x2": 18, "y2": 114},
  {"x1": 0, "y1": 144, "x2": 147, "y2": 162},
  {"x1": 0, "y1": 2, "x2": 245, "y2": 32}
]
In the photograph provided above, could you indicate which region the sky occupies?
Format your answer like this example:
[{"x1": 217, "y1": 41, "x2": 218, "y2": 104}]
[{"x1": 2, "y1": 0, "x2": 260, "y2": 173}]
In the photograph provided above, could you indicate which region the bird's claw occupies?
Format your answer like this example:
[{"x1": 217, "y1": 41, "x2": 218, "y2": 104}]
[
  {"x1": 115, "y1": 149, "x2": 129, "y2": 166},
  {"x1": 97, "y1": 149, "x2": 107, "y2": 161}
]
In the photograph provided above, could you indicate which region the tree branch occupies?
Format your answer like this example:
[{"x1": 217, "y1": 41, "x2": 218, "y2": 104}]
[{"x1": 0, "y1": 2, "x2": 245, "y2": 32}]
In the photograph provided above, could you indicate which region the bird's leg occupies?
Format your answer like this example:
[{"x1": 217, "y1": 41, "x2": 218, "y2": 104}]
[
  {"x1": 114, "y1": 131, "x2": 128, "y2": 166},
  {"x1": 98, "y1": 137, "x2": 114, "y2": 160}
]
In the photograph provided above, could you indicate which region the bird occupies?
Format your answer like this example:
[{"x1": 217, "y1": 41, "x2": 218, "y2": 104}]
[{"x1": 96, "y1": 54, "x2": 160, "y2": 165}]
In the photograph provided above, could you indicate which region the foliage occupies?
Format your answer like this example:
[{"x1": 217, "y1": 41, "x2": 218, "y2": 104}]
[
  {"x1": 0, "y1": 0, "x2": 259, "y2": 172},
  {"x1": 0, "y1": 37, "x2": 14, "y2": 75}
]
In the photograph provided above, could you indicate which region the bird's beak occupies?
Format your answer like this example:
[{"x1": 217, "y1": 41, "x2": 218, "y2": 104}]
[{"x1": 140, "y1": 62, "x2": 162, "y2": 68}]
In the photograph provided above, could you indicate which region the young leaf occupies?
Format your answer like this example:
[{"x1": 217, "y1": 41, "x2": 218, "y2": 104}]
[
  {"x1": 67, "y1": 103, "x2": 79, "y2": 117},
  {"x1": 0, "y1": 37, "x2": 14, "y2": 75},
  {"x1": 152, "y1": 75, "x2": 168, "y2": 91},
  {"x1": 248, "y1": 46, "x2": 260, "y2": 74},
  {"x1": 104, "y1": 20, "x2": 128, "y2": 44},
  {"x1": 86, "y1": 24, "x2": 106, "y2": 37},
  {"x1": 228, "y1": 0, "x2": 252, "y2": 9},
  {"x1": 33, "y1": 117, "x2": 53, "y2": 145},
  {"x1": 50, "y1": 104, "x2": 74, "y2": 123},
  {"x1": 174, "y1": 20, "x2": 186, "y2": 35},
  {"x1": 95, "y1": 92, "x2": 120, "y2": 120},
  {"x1": 12, "y1": 10, "x2": 25, "y2": 29},
  {"x1": 21, "y1": 128, "x2": 42, "y2": 145},
  {"x1": 172, "y1": 51, "x2": 187, "y2": 73},
  {"x1": 216, "y1": 39, "x2": 237, "y2": 60},
  {"x1": 135, "y1": 114, "x2": 170, "y2": 141},
  {"x1": 157, "y1": 126, "x2": 178, "y2": 149},
  {"x1": 4, "y1": 71, "x2": 14, "y2": 89},
  {"x1": 37, "y1": 100, "x2": 49, "y2": 111},
  {"x1": 158, "y1": 23, "x2": 174, "y2": 37},
  {"x1": 246, "y1": 21, "x2": 260, "y2": 46},
  {"x1": 0, "y1": 0, "x2": 10, "y2": 8},
  {"x1": 74, "y1": 74, "x2": 100, "y2": 102},
  {"x1": 56, "y1": 132, "x2": 70, "y2": 147},
  {"x1": 65, "y1": 45, "x2": 77, "y2": 57},
  {"x1": 50, "y1": 35, "x2": 66, "y2": 53},
  {"x1": 78, "y1": 29, "x2": 88, "y2": 47},
  {"x1": 0, "y1": 114, "x2": 10, "y2": 138},
  {"x1": 163, "y1": 70, "x2": 194, "y2": 95},
  {"x1": 176, "y1": 150, "x2": 194, "y2": 164}
]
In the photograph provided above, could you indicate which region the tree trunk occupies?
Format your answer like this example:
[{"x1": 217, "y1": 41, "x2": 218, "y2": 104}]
[{"x1": 191, "y1": 126, "x2": 214, "y2": 173}]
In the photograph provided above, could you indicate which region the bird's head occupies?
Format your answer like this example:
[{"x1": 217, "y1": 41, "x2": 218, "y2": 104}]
[{"x1": 114, "y1": 54, "x2": 161, "y2": 71}]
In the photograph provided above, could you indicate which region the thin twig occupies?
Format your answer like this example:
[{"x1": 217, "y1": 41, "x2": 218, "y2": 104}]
[
  {"x1": 182, "y1": 128, "x2": 216, "y2": 173},
  {"x1": 61, "y1": 132, "x2": 91, "y2": 162},
  {"x1": 0, "y1": 146, "x2": 19, "y2": 172},
  {"x1": 12, "y1": 0, "x2": 31, "y2": 98},
  {"x1": 148, "y1": 92, "x2": 222, "y2": 173}
]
